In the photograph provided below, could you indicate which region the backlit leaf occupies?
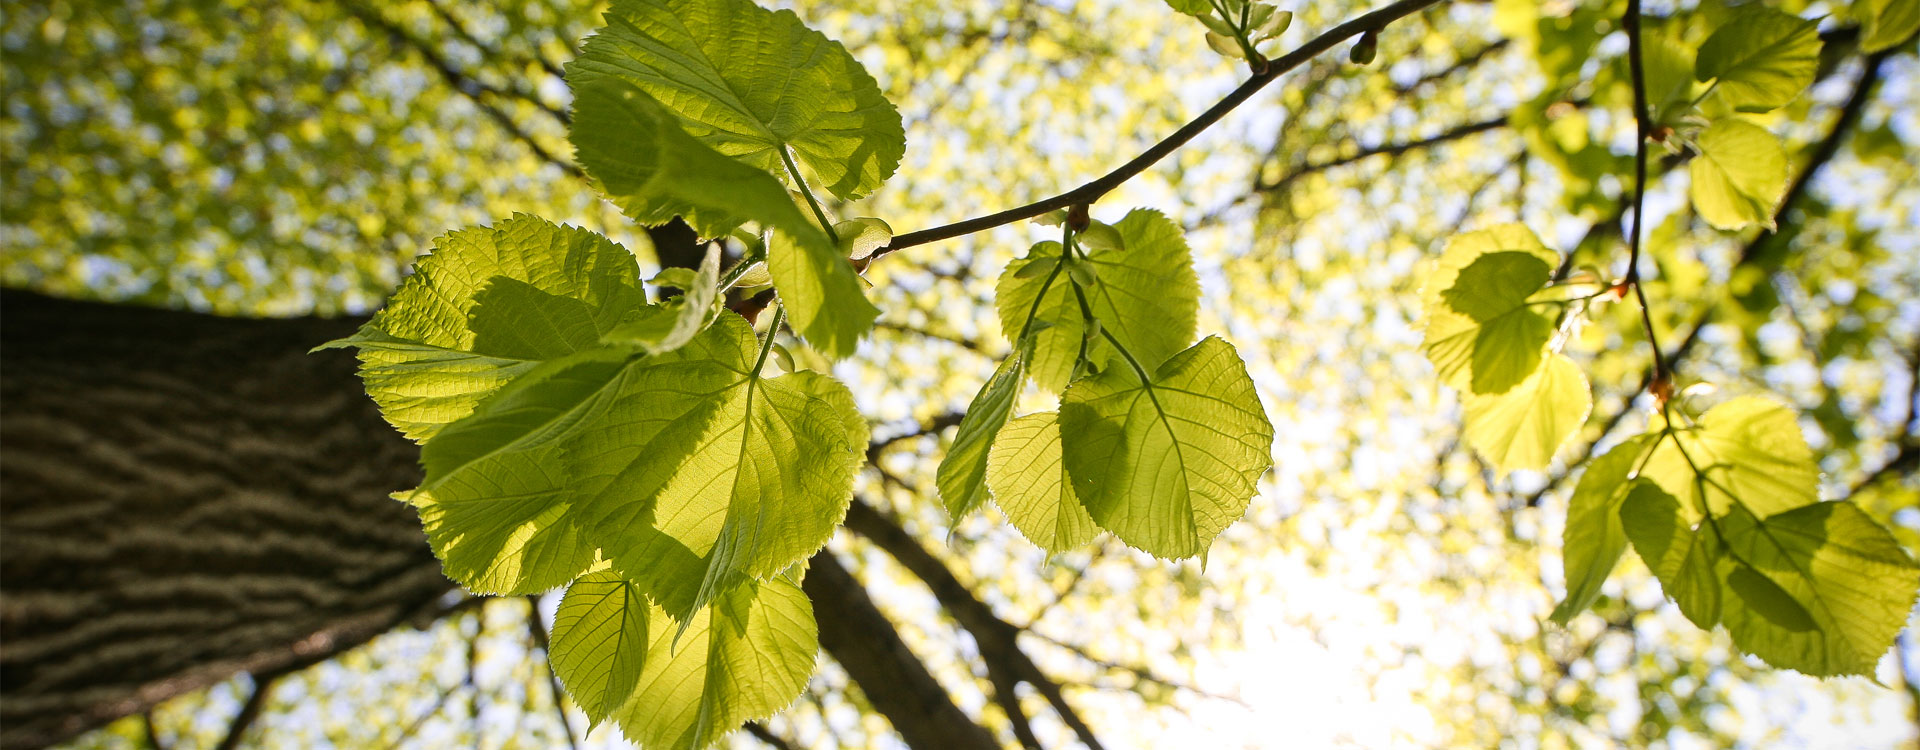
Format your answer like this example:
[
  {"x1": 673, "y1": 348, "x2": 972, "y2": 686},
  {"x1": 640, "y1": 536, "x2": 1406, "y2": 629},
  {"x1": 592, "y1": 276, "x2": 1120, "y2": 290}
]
[
  {"x1": 1461, "y1": 353, "x2": 1591, "y2": 472},
  {"x1": 1551, "y1": 434, "x2": 1657, "y2": 624},
  {"x1": 987, "y1": 412, "x2": 1099, "y2": 553},
  {"x1": 1421, "y1": 224, "x2": 1560, "y2": 395},
  {"x1": 1689, "y1": 118, "x2": 1788, "y2": 231},
  {"x1": 550, "y1": 567, "x2": 650, "y2": 726},
  {"x1": 936, "y1": 352, "x2": 1026, "y2": 521},
  {"x1": 1696, "y1": 9, "x2": 1821, "y2": 113}
]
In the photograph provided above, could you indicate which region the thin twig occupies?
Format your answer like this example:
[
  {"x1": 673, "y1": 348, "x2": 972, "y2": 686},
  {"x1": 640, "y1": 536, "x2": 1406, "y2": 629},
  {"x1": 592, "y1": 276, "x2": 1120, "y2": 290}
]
[
  {"x1": 743, "y1": 721, "x2": 798, "y2": 750},
  {"x1": 869, "y1": 0, "x2": 1447, "y2": 260},
  {"x1": 1621, "y1": 0, "x2": 1669, "y2": 393},
  {"x1": 141, "y1": 712, "x2": 169, "y2": 750},
  {"x1": 212, "y1": 671, "x2": 286, "y2": 750},
  {"x1": 1259, "y1": 114, "x2": 1510, "y2": 193},
  {"x1": 524, "y1": 596, "x2": 581, "y2": 750}
]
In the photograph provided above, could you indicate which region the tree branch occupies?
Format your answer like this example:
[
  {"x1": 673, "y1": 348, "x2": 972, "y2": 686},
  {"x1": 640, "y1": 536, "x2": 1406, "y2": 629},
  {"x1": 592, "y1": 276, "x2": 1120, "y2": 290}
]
[
  {"x1": 522, "y1": 597, "x2": 580, "y2": 750},
  {"x1": 211, "y1": 671, "x2": 284, "y2": 750},
  {"x1": 843, "y1": 501, "x2": 1107, "y2": 750},
  {"x1": 870, "y1": 0, "x2": 1448, "y2": 260},
  {"x1": 1258, "y1": 114, "x2": 1510, "y2": 193}
]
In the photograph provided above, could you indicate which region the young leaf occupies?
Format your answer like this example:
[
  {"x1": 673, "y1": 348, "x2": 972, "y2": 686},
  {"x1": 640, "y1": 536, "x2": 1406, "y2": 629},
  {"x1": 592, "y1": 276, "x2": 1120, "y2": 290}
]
[
  {"x1": 1858, "y1": 0, "x2": 1920, "y2": 52},
  {"x1": 576, "y1": 313, "x2": 866, "y2": 620},
  {"x1": 1460, "y1": 353, "x2": 1591, "y2": 472},
  {"x1": 1715, "y1": 502, "x2": 1920, "y2": 676},
  {"x1": 936, "y1": 353, "x2": 1026, "y2": 521},
  {"x1": 1689, "y1": 118, "x2": 1788, "y2": 231},
  {"x1": 601, "y1": 244, "x2": 721, "y2": 354},
  {"x1": 1638, "y1": 395, "x2": 1818, "y2": 522},
  {"x1": 550, "y1": 567, "x2": 650, "y2": 727},
  {"x1": 1695, "y1": 8, "x2": 1821, "y2": 113},
  {"x1": 1421, "y1": 224, "x2": 1559, "y2": 395},
  {"x1": 998, "y1": 209, "x2": 1200, "y2": 391},
  {"x1": 569, "y1": 79, "x2": 879, "y2": 359},
  {"x1": 568, "y1": 0, "x2": 904, "y2": 202},
  {"x1": 406, "y1": 351, "x2": 632, "y2": 595},
  {"x1": 612, "y1": 577, "x2": 817, "y2": 750},
  {"x1": 1551, "y1": 434, "x2": 1658, "y2": 624},
  {"x1": 1060, "y1": 337, "x2": 1274, "y2": 559},
  {"x1": 322, "y1": 215, "x2": 646, "y2": 442},
  {"x1": 987, "y1": 412, "x2": 1099, "y2": 553},
  {"x1": 1621, "y1": 480, "x2": 1726, "y2": 631}
]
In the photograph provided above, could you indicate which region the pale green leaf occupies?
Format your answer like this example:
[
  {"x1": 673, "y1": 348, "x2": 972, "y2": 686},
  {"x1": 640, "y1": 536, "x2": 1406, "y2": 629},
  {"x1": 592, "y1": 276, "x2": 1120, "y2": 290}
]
[
  {"x1": 1695, "y1": 9, "x2": 1821, "y2": 113},
  {"x1": 1717, "y1": 502, "x2": 1920, "y2": 676},
  {"x1": 936, "y1": 353, "x2": 1026, "y2": 521},
  {"x1": 332, "y1": 215, "x2": 645, "y2": 441},
  {"x1": 570, "y1": 79, "x2": 878, "y2": 358},
  {"x1": 1461, "y1": 353, "x2": 1591, "y2": 472},
  {"x1": 1621, "y1": 480, "x2": 1726, "y2": 630},
  {"x1": 1060, "y1": 337, "x2": 1273, "y2": 559},
  {"x1": 551, "y1": 568, "x2": 650, "y2": 726},
  {"x1": 1421, "y1": 224, "x2": 1559, "y2": 395},
  {"x1": 602, "y1": 245, "x2": 721, "y2": 354},
  {"x1": 1551, "y1": 434, "x2": 1658, "y2": 624},
  {"x1": 998, "y1": 209, "x2": 1200, "y2": 391},
  {"x1": 568, "y1": 0, "x2": 904, "y2": 201},
  {"x1": 1643, "y1": 31, "x2": 1700, "y2": 126},
  {"x1": 835, "y1": 217, "x2": 894, "y2": 260},
  {"x1": 405, "y1": 352, "x2": 633, "y2": 595},
  {"x1": 1689, "y1": 118, "x2": 1788, "y2": 231},
  {"x1": 1164, "y1": 0, "x2": 1212, "y2": 17},
  {"x1": 1858, "y1": 0, "x2": 1920, "y2": 52},
  {"x1": 987, "y1": 412, "x2": 1099, "y2": 553},
  {"x1": 613, "y1": 577, "x2": 816, "y2": 750},
  {"x1": 576, "y1": 313, "x2": 866, "y2": 619},
  {"x1": 1639, "y1": 395, "x2": 1818, "y2": 522}
]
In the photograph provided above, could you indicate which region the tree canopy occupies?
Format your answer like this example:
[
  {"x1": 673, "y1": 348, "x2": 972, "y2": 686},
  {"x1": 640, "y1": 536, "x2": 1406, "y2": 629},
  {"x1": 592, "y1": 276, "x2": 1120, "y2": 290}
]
[{"x1": 4, "y1": 0, "x2": 1919, "y2": 748}]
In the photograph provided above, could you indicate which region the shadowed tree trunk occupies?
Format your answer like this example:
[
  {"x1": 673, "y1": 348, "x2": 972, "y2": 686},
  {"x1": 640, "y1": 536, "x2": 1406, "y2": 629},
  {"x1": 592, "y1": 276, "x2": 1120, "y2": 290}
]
[{"x1": 0, "y1": 265, "x2": 1002, "y2": 750}]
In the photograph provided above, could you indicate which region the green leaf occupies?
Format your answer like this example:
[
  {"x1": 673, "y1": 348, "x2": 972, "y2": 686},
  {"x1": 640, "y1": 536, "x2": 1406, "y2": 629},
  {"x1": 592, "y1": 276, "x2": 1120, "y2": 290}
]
[
  {"x1": 1421, "y1": 224, "x2": 1560, "y2": 395},
  {"x1": 1642, "y1": 32, "x2": 1700, "y2": 127},
  {"x1": 1164, "y1": 0, "x2": 1212, "y2": 17},
  {"x1": 569, "y1": 0, "x2": 904, "y2": 202},
  {"x1": 576, "y1": 313, "x2": 866, "y2": 619},
  {"x1": 1695, "y1": 9, "x2": 1821, "y2": 113},
  {"x1": 328, "y1": 215, "x2": 646, "y2": 442},
  {"x1": 407, "y1": 351, "x2": 631, "y2": 595},
  {"x1": 1858, "y1": 0, "x2": 1920, "y2": 52},
  {"x1": 1060, "y1": 337, "x2": 1273, "y2": 559},
  {"x1": 998, "y1": 209, "x2": 1200, "y2": 391},
  {"x1": 987, "y1": 412, "x2": 1099, "y2": 553},
  {"x1": 764, "y1": 225, "x2": 882, "y2": 360},
  {"x1": 1621, "y1": 480, "x2": 1727, "y2": 631},
  {"x1": 936, "y1": 353, "x2": 1027, "y2": 521},
  {"x1": 1638, "y1": 395, "x2": 1818, "y2": 522},
  {"x1": 550, "y1": 567, "x2": 650, "y2": 727},
  {"x1": 1716, "y1": 502, "x2": 1920, "y2": 676},
  {"x1": 569, "y1": 79, "x2": 878, "y2": 359},
  {"x1": 835, "y1": 217, "x2": 894, "y2": 260},
  {"x1": 1551, "y1": 434, "x2": 1658, "y2": 624},
  {"x1": 602, "y1": 245, "x2": 721, "y2": 355},
  {"x1": 1461, "y1": 353, "x2": 1591, "y2": 472},
  {"x1": 1689, "y1": 118, "x2": 1788, "y2": 231},
  {"x1": 612, "y1": 576, "x2": 817, "y2": 750}
]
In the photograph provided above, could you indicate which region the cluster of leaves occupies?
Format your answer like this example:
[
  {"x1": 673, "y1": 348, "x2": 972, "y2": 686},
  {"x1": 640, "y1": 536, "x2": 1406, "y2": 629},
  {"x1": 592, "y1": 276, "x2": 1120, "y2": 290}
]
[
  {"x1": 1164, "y1": 0, "x2": 1295, "y2": 67},
  {"x1": 325, "y1": 0, "x2": 1277, "y2": 746},
  {"x1": 1420, "y1": 219, "x2": 1918, "y2": 675}
]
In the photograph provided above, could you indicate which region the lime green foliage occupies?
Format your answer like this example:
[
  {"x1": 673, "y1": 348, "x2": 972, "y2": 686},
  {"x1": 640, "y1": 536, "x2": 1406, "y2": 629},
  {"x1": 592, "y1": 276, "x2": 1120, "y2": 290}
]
[
  {"x1": 1551, "y1": 435, "x2": 1658, "y2": 624},
  {"x1": 578, "y1": 313, "x2": 866, "y2": 620},
  {"x1": 408, "y1": 351, "x2": 629, "y2": 595},
  {"x1": 1461, "y1": 354, "x2": 1591, "y2": 473},
  {"x1": 999, "y1": 210, "x2": 1200, "y2": 392},
  {"x1": 1598, "y1": 396, "x2": 1920, "y2": 675},
  {"x1": 1061, "y1": 337, "x2": 1274, "y2": 559},
  {"x1": 551, "y1": 567, "x2": 651, "y2": 726},
  {"x1": 1689, "y1": 119, "x2": 1788, "y2": 231},
  {"x1": 936, "y1": 353, "x2": 1027, "y2": 520},
  {"x1": 613, "y1": 577, "x2": 817, "y2": 750},
  {"x1": 1694, "y1": 8, "x2": 1821, "y2": 113},
  {"x1": 1858, "y1": 0, "x2": 1920, "y2": 52},
  {"x1": 569, "y1": 0, "x2": 904, "y2": 202},
  {"x1": 1422, "y1": 224, "x2": 1560, "y2": 395},
  {"x1": 602, "y1": 246, "x2": 723, "y2": 354},
  {"x1": 1638, "y1": 396, "x2": 1819, "y2": 522},
  {"x1": 320, "y1": 215, "x2": 647, "y2": 442},
  {"x1": 567, "y1": 77, "x2": 879, "y2": 358},
  {"x1": 987, "y1": 412, "x2": 1099, "y2": 553}
]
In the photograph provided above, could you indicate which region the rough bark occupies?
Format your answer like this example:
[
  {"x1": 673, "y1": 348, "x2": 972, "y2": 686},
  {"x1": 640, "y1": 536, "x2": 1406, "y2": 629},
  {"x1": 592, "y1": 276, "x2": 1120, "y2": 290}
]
[
  {"x1": 0, "y1": 291, "x2": 453, "y2": 750},
  {"x1": 0, "y1": 284, "x2": 1001, "y2": 750}
]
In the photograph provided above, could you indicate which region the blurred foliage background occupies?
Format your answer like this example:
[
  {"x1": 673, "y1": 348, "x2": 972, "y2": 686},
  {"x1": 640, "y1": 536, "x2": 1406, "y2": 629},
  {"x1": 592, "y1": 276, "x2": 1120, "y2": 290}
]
[{"x1": 4, "y1": 0, "x2": 1918, "y2": 747}]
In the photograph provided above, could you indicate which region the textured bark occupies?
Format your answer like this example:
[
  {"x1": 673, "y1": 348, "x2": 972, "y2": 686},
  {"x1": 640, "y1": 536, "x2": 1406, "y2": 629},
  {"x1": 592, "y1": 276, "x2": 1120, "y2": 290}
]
[
  {"x1": 0, "y1": 284, "x2": 1001, "y2": 750},
  {"x1": 0, "y1": 290, "x2": 454, "y2": 750}
]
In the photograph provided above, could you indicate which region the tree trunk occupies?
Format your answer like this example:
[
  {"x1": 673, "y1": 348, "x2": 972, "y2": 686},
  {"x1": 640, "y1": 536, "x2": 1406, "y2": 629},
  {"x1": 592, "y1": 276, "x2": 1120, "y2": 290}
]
[{"x1": 0, "y1": 288, "x2": 998, "y2": 750}]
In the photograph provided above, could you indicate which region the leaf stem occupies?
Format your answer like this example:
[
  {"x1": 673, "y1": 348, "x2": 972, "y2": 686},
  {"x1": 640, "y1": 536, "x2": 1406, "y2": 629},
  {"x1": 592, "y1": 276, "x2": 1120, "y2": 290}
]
[
  {"x1": 749, "y1": 304, "x2": 787, "y2": 381},
  {"x1": 717, "y1": 244, "x2": 767, "y2": 294},
  {"x1": 779, "y1": 146, "x2": 841, "y2": 245},
  {"x1": 1013, "y1": 225, "x2": 1076, "y2": 347},
  {"x1": 1622, "y1": 0, "x2": 1670, "y2": 393},
  {"x1": 868, "y1": 0, "x2": 1443, "y2": 259}
]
